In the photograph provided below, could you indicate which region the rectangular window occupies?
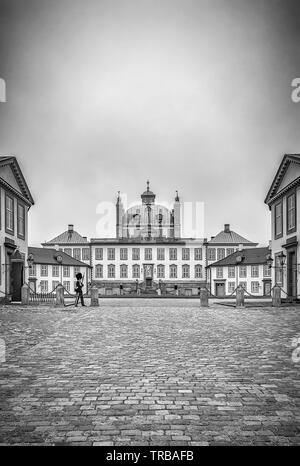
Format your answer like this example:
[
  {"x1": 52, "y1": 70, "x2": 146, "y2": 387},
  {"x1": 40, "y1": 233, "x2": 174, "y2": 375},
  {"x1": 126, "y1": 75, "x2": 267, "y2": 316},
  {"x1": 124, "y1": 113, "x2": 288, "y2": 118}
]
[
  {"x1": 63, "y1": 266, "x2": 70, "y2": 277},
  {"x1": 217, "y1": 248, "x2": 225, "y2": 260},
  {"x1": 95, "y1": 264, "x2": 103, "y2": 278},
  {"x1": 63, "y1": 281, "x2": 70, "y2": 292},
  {"x1": 251, "y1": 265, "x2": 259, "y2": 277},
  {"x1": 120, "y1": 248, "x2": 128, "y2": 260},
  {"x1": 251, "y1": 281, "x2": 260, "y2": 293},
  {"x1": 208, "y1": 248, "x2": 216, "y2": 261},
  {"x1": 108, "y1": 265, "x2": 115, "y2": 278},
  {"x1": 157, "y1": 248, "x2": 165, "y2": 260},
  {"x1": 52, "y1": 281, "x2": 59, "y2": 291},
  {"x1": 194, "y1": 248, "x2": 202, "y2": 260},
  {"x1": 17, "y1": 203, "x2": 25, "y2": 238},
  {"x1": 274, "y1": 201, "x2": 283, "y2": 238},
  {"x1": 132, "y1": 265, "x2": 140, "y2": 278},
  {"x1": 275, "y1": 254, "x2": 283, "y2": 285},
  {"x1": 195, "y1": 265, "x2": 202, "y2": 278},
  {"x1": 40, "y1": 280, "x2": 48, "y2": 292},
  {"x1": 263, "y1": 264, "x2": 271, "y2": 277},
  {"x1": 169, "y1": 248, "x2": 177, "y2": 260},
  {"x1": 82, "y1": 248, "x2": 90, "y2": 261},
  {"x1": 170, "y1": 265, "x2": 177, "y2": 278},
  {"x1": 216, "y1": 267, "x2": 223, "y2": 278},
  {"x1": 5, "y1": 194, "x2": 14, "y2": 233},
  {"x1": 73, "y1": 248, "x2": 81, "y2": 261},
  {"x1": 120, "y1": 265, "x2": 128, "y2": 278},
  {"x1": 64, "y1": 248, "x2": 72, "y2": 256},
  {"x1": 182, "y1": 248, "x2": 190, "y2": 260},
  {"x1": 41, "y1": 265, "x2": 48, "y2": 277},
  {"x1": 74, "y1": 266, "x2": 80, "y2": 277},
  {"x1": 228, "y1": 282, "x2": 235, "y2": 294},
  {"x1": 108, "y1": 248, "x2": 115, "y2": 260},
  {"x1": 95, "y1": 248, "x2": 103, "y2": 260},
  {"x1": 52, "y1": 265, "x2": 59, "y2": 277},
  {"x1": 29, "y1": 264, "x2": 36, "y2": 276},
  {"x1": 157, "y1": 265, "x2": 165, "y2": 278},
  {"x1": 239, "y1": 266, "x2": 247, "y2": 278},
  {"x1": 287, "y1": 192, "x2": 296, "y2": 233},
  {"x1": 144, "y1": 248, "x2": 152, "y2": 260},
  {"x1": 182, "y1": 265, "x2": 190, "y2": 278},
  {"x1": 226, "y1": 248, "x2": 234, "y2": 256},
  {"x1": 132, "y1": 248, "x2": 140, "y2": 260},
  {"x1": 228, "y1": 266, "x2": 235, "y2": 278}
]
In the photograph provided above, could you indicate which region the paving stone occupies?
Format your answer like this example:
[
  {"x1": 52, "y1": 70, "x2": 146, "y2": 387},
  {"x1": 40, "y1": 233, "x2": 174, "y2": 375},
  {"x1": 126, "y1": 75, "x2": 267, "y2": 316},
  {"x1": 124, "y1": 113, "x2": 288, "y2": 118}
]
[{"x1": 0, "y1": 300, "x2": 299, "y2": 445}]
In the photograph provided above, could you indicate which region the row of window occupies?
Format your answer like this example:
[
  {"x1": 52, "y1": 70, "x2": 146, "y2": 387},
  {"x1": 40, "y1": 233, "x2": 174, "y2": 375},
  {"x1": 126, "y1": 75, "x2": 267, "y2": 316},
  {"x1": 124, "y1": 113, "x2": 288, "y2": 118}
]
[
  {"x1": 1, "y1": 191, "x2": 26, "y2": 238},
  {"x1": 94, "y1": 264, "x2": 203, "y2": 279},
  {"x1": 274, "y1": 191, "x2": 296, "y2": 238},
  {"x1": 62, "y1": 248, "x2": 90, "y2": 261},
  {"x1": 227, "y1": 282, "x2": 261, "y2": 293},
  {"x1": 29, "y1": 264, "x2": 82, "y2": 277},
  {"x1": 94, "y1": 247, "x2": 203, "y2": 261},
  {"x1": 207, "y1": 247, "x2": 236, "y2": 261},
  {"x1": 215, "y1": 265, "x2": 271, "y2": 279},
  {"x1": 38, "y1": 280, "x2": 73, "y2": 293}
]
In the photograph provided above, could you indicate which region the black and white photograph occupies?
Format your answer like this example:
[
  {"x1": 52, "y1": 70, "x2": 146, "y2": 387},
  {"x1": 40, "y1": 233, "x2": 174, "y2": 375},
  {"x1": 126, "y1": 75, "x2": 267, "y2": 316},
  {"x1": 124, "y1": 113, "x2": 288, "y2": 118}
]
[{"x1": 0, "y1": 0, "x2": 300, "y2": 453}]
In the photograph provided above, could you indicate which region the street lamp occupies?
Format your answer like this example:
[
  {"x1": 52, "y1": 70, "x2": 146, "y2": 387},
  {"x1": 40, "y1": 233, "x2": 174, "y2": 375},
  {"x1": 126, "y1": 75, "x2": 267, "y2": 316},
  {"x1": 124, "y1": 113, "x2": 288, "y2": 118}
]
[
  {"x1": 266, "y1": 251, "x2": 286, "y2": 269},
  {"x1": 56, "y1": 254, "x2": 63, "y2": 283}
]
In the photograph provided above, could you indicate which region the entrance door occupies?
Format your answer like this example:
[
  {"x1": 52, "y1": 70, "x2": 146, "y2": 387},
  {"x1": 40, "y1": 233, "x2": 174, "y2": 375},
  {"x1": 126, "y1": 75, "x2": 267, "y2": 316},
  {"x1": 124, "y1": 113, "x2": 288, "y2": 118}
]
[
  {"x1": 287, "y1": 250, "x2": 297, "y2": 299},
  {"x1": 11, "y1": 261, "x2": 24, "y2": 301},
  {"x1": 215, "y1": 283, "x2": 225, "y2": 297},
  {"x1": 263, "y1": 281, "x2": 272, "y2": 296}
]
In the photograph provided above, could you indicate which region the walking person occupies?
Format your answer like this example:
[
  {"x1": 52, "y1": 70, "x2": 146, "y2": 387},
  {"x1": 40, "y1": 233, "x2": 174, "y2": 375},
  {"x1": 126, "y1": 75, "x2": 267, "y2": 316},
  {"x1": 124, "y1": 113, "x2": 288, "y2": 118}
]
[{"x1": 75, "y1": 272, "x2": 85, "y2": 307}]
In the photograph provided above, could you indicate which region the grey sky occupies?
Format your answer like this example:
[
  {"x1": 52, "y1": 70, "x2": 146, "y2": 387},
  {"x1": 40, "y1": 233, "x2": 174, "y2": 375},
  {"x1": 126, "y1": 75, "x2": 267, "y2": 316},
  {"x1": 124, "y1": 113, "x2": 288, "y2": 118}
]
[{"x1": 0, "y1": 0, "x2": 299, "y2": 246}]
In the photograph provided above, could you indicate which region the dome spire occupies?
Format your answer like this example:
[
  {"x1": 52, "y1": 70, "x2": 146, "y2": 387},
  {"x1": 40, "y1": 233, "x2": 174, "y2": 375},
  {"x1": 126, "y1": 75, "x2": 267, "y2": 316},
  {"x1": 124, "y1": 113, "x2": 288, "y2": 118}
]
[{"x1": 141, "y1": 180, "x2": 155, "y2": 204}]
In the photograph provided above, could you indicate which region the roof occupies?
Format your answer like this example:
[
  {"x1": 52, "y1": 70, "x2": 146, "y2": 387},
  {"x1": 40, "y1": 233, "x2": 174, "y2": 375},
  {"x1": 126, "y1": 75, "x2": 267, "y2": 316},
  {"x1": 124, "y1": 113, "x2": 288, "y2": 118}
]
[
  {"x1": 0, "y1": 156, "x2": 34, "y2": 205},
  {"x1": 44, "y1": 228, "x2": 88, "y2": 245},
  {"x1": 208, "y1": 229, "x2": 257, "y2": 245},
  {"x1": 264, "y1": 154, "x2": 300, "y2": 205},
  {"x1": 28, "y1": 247, "x2": 91, "y2": 267},
  {"x1": 207, "y1": 247, "x2": 271, "y2": 268}
]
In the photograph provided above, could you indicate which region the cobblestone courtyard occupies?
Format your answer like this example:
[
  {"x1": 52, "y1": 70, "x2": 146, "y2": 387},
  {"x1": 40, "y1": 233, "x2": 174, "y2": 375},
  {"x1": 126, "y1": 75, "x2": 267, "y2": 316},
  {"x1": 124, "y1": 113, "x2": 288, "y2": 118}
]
[{"x1": 0, "y1": 299, "x2": 299, "y2": 446}]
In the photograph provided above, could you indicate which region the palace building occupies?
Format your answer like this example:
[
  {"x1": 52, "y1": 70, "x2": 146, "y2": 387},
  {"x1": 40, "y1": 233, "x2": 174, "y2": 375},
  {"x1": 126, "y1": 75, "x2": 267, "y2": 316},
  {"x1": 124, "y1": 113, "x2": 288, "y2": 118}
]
[
  {"x1": 41, "y1": 183, "x2": 259, "y2": 296},
  {"x1": 0, "y1": 156, "x2": 34, "y2": 302},
  {"x1": 265, "y1": 154, "x2": 300, "y2": 300}
]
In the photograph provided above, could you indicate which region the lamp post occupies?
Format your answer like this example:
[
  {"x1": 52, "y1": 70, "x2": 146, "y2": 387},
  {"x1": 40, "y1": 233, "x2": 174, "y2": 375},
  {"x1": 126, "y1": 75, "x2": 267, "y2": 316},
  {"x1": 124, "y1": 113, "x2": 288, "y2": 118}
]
[
  {"x1": 56, "y1": 254, "x2": 63, "y2": 284},
  {"x1": 266, "y1": 251, "x2": 286, "y2": 285},
  {"x1": 26, "y1": 253, "x2": 34, "y2": 287}
]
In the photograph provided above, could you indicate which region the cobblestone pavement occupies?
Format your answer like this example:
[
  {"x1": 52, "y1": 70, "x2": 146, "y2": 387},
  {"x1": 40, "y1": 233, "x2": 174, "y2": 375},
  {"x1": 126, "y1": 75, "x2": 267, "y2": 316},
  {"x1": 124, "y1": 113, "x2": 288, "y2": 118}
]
[{"x1": 0, "y1": 299, "x2": 299, "y2": 446}]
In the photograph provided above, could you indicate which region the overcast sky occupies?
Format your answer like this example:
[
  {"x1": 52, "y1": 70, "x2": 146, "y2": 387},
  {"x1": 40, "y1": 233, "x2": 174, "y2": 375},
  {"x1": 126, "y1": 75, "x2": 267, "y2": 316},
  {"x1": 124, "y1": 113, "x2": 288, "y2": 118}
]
[{"x1": 0, "y1": 0, "x2": 300, "y2": 246}]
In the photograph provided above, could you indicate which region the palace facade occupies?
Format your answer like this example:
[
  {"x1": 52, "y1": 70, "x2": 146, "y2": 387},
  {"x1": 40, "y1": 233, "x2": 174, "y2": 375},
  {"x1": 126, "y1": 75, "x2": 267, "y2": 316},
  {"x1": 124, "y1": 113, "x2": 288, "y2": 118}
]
[
  {"x1": 0, "y1": 156, "x2": 34, "y2": 302},
  {"x1": 265, "y1": 154, "x2": 300, "y2": 300},
  {"x1": 42, "y1": 183, "x2": 259, "y2": 296}
]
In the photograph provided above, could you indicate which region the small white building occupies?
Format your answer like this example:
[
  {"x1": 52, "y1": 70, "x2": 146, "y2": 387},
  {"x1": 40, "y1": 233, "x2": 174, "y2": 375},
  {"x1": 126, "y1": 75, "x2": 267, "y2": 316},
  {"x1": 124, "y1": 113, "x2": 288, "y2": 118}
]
[
  {"x1": 27, "y1": 247, "x2": 91, "y2": 294},
  {"x1": 207, "y1": 247, "x2": 272, "y2": 297},
  {"x1": 0, "y1": 156, "x2": 34, "y2": 302},
  {"x1": 265, "y1": 154, "x2": 300, "y2": 300}
]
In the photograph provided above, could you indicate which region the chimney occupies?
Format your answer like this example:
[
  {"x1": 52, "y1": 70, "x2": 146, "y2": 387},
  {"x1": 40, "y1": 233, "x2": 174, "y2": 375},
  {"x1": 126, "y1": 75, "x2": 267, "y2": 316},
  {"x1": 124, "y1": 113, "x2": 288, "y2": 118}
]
[
  {"x1": 68, "y1": 224, "x2": 74, "y2": 233},
  {"x1": 224, "y1": 224, "x2": 230, "y2": 233},
  {"x1": 82, "y1": 236, "x2": 87, "y2": 241},
  {"x1": 211, "y1": 236, "x2": 215, "y2": 240}
]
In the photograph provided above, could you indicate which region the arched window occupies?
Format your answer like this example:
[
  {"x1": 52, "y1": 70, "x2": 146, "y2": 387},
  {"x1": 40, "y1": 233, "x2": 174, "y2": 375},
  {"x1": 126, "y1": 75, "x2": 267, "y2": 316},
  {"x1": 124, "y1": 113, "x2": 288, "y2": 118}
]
[
  {"x1": 108, "y1": 264, "x2": 115, "y2": 278},
  {"x1": 169, "y1": 264, "x2": 177, "y2": 278},
  {"x1": 182, "y1": 264, "x2": 190, "y2": 278},
  {"x1": 132, "y1": 264, "x2": 140, "y2": 278},
  {"x1": 157, "y1": 264, "x2": 165, "y2": 278},
  {"x1": 95, "y1": 264, "x2": 103, "y2": 279},
  {"x1": 195, "y1": 264, "x2": 202, "y2": 279},
  {"x1": 120, "y1": 264, "x2": 128, "y2": 278}
]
